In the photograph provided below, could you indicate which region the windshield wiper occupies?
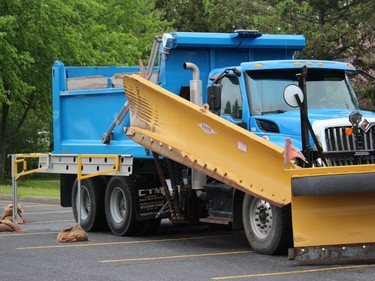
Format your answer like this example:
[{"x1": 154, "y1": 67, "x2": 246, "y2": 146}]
[{"x1": 261, "y1": 109, "x2": 286, "y2": 115}]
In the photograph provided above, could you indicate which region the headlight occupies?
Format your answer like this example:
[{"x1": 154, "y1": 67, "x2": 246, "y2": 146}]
[{"x1": 349, "y1": 111, "x2": 362, "y2": 126}]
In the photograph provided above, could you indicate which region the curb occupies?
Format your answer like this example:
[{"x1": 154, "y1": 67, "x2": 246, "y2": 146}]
[{"x1": 0, "y1": 194, "x2": 60, "y2": 204}]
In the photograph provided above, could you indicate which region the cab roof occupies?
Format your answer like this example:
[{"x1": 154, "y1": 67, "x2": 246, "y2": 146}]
[{"x1": 241, "y1": 60, "x2": 356, "y2": 71}]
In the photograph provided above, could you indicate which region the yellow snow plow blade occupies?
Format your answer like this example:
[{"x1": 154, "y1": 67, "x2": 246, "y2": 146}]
[
  {"x1": 123, "y1": 74, "x2": 375, "y2": 263},
  {"x1": 289, "y1": 166, "x2": 375, "y2": 262},
  {"x1": 123, "y1": 74, "x2": 293, "y2": 207}
]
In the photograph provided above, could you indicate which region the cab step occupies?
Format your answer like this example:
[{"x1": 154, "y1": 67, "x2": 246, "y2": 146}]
[{"x1": 199, "y1": 216, "x2": 232, "y2": 225}]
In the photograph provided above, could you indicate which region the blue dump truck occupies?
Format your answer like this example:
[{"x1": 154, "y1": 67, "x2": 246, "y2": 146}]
[{"x1": 12, "y1": 31, "x2": 375, "y2": 263}]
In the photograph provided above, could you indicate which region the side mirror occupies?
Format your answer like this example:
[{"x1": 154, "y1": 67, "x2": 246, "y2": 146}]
[
  {"x1": 283, "y1": 84, "x2": 304, "y2": 108},
  {"x1": 207, "y1": 84, "x2": 222, "y2": 111}
]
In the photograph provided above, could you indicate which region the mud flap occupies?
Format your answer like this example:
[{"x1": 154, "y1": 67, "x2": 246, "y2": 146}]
[{"x1": 289, "y1": 172, "x2": 375, "y2": 263}]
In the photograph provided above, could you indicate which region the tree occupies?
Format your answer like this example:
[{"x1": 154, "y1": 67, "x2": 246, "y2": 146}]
[
  {"x1": 272, "y1": 0, "x2": 375, "y2": 62},
  {"x1": 156, "y1": 0, "x2": 374, "y2": 69},
  {"x1": 156, "y1": 0, "x2": 209, "y2": 32},
  {"x1": 156, "y1": 0, "x2": 278, "y2": 32},
  {"x1": 232, "y1": 100, "x2": 240, "y2": 119},
  {"x1": 0, "y1": 0, "x2": 171, "y2": 184},
  {"x1": 0, "y1": 2, "x2": 41, "y2": 183},
  {"x1": 272, "y1": 0, "x2": 375, "y2": 106},
  {"x1": 224, "y1": 101, "x2": 232, "y2": 115}
]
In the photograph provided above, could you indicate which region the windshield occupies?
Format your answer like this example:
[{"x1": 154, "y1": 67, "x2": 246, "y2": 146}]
[{"x1": 246, "y1": 69, "x2": 359, "y2": 116}]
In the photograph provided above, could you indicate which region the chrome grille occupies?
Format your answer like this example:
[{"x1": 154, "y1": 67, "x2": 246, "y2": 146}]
[{"x1": 325, "y1": 125, "x2": 375, "y2": 165}]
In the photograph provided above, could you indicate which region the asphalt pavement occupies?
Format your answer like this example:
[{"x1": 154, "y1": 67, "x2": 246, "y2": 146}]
[{"x1": 1, "y1": 197, "x2": 375, "y2": 281}]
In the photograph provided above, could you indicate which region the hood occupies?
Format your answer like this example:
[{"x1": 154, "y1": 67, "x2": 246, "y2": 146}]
[{"x1": 253, "y1": 109, "x2": 375, "y2": 150}]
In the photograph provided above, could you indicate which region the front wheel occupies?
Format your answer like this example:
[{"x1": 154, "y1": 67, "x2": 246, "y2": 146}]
[{"x1": 242, "y1": 194, "x2": 292, "y2": 255}]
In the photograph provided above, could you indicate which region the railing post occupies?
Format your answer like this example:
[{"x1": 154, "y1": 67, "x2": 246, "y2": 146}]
[{"x1": 10, "y1": 154, "x2": 18, "y2": 226}]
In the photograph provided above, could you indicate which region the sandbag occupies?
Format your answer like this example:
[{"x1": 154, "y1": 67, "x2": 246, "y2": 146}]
[
  {"x1": 0, "y1": 219, "x2": 22, "y2": 232},
  {"x1": 0, "y1": 203, "x2": 24, "y2": 232},
  {"x1": 57, "y1": 224, "x2": 88, "y2": 243},
  {"x1": 2, "y1": 203, "x2": 24, "y2": 223}
]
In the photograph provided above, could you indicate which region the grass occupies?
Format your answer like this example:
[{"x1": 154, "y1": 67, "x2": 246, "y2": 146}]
[{"x1": 0, "y1": 179, "x2": 60, "y2": 198}]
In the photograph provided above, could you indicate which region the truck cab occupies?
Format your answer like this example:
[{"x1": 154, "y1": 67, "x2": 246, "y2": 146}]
[{"x1": 207, "y1": 60, "x2": 375, "y2": 166}]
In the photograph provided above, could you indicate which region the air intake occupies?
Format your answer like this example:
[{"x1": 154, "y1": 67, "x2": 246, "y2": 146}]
[{"x1": 256, "y1": 119, "x2": 280, "y2": 133}]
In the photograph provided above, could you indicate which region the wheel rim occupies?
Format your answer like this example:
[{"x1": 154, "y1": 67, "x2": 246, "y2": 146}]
[
  {"x1": 249, "y1": 198, "x2": 273, "y2": 239},
  {"x1": 109, "y1": 186, "x2": 126, "y2": 223},
  {"x1": 78, "y1": 186, "x2": 90, "y2": 220}
]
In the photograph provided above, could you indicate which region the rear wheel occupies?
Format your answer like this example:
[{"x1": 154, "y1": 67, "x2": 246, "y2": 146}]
[
  {"x1": 105, "y1": 176, "x2": 142, "y2": 236},
  {"x1": 242, "y1": 194, "x2": 292, "y2": 254},
  {"x1": 72, "y1": 178, "x2": 107, "y2": 231}
]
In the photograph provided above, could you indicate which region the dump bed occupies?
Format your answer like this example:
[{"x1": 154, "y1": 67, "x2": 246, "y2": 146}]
[{"x1": 52, "y1": 61, "x2": 150, "y2": 157}]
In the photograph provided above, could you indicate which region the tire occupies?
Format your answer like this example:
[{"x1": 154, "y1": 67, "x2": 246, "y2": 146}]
[
  {"x1": 242, "y1": 194, "x2": 292, "y2": 255},
  {"x1": 72, "y1": 177, "x2": 107, "y2": 231},
  {"x1": 105, "y1": 176, "x2": 142, "y2": 236}
]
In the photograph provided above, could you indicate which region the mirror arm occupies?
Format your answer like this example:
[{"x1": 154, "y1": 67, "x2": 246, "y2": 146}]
[{"x1": 295, "y1": 94, "x2": 323, "y2": 156}]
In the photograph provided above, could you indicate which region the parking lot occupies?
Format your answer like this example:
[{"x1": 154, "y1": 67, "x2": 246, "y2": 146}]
[{"x1": 1, "y1": 199, "x2": 374, "y2": 281}]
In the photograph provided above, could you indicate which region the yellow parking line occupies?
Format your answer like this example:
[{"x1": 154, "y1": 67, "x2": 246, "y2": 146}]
[
  {"x1": 211, "y1": 264, "x2": 375, "y2": 280},
  {"x1": 24, "y1": 210, "x2": 71, "y2": 215},
  {"x1": 31, "y1": 219, "x2": 75, "y2": 225},
  {"x1": 100, "y1": 250, "x2": 253, "y2": 263},
  {"x1": 0, "y1": 202, "x2": 59, "y2": 207},
  {"x1": 17, "y1": 233, "x2": 244, "y2": 250},
  {"x1": 22, "y1": 204, "x2": 60, "y2": 208},
  {"x1": 0, "y1": 231, "x2": 59, "y2": 237}
]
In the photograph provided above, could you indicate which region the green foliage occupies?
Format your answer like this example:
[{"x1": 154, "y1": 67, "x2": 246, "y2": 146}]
[
  {"x1": 224, "y1": 101, "x2": 231, "y2": 114},
  {"x1": 232, "y1": 100, "x2": 240, "y2": 119},
  {"x1": 0, "y1": 179, "x2": 60, "y2": 198},
  {"x1": 0, "y1": 0, "x2": 172, "y2": 183},
  {"x1": 157, "y1": 0, "x2": 375, "y2": 69},
  {"x1": 223, "y1": 100, "x2": 241, "y2": 119},
  {"x1": 156, "y1": 0, "x2": 209, "y2": 32},
  {"x1": 270, "y1": 0, "x2": 375, "y2": 109},
  {"x1": 272, "y1": 0, "x2": 375, "y2": 62}
]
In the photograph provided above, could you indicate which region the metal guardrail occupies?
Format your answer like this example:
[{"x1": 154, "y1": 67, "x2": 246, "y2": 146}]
[{"x1": 9, "y1": 153, "x2": 133, "y2": 226}]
